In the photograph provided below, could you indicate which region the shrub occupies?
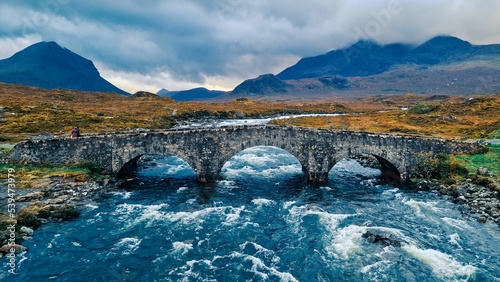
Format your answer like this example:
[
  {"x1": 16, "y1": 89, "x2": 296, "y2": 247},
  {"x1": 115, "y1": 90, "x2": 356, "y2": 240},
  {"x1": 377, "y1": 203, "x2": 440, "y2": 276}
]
[
  {"x1": 408, "y1": 102, "x2": 439, "y2": 114},
  {"x1": 49, "y1": 205, "x2": 80, "y2": 221},
  {"x1": 414, "y1": 153, "x2": 469, "y2": 181},
  {"x1": 16, "y1": 208, "x2": 42, "y2": 229}
]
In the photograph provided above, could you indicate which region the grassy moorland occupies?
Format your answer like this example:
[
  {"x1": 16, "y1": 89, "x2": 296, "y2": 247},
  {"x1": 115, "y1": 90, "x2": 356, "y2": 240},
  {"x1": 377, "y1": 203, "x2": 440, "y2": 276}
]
[
  {"x1": 0, "y1": 83, "x2": 347, "y2": 142},
  {"x1": 272, "y1": 94, "x2": 500, "y2": 140},
  {"x1": 1, "y1": 83, "x2": 498, "y2": 141}
]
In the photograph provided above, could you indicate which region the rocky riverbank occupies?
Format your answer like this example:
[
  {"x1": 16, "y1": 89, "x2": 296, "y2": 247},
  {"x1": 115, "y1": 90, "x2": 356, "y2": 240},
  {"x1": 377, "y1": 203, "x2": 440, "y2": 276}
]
[
  {"x1": 415, "y1": 168, "x2": 500, "y2": 226},
  {"x1": 0, "y1": 178, "x2": 118, "y2": 257}
]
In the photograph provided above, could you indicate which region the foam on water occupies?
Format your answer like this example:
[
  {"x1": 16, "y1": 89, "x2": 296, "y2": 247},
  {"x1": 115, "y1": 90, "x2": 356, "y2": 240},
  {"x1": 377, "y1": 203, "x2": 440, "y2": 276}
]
[
  {"x1": 176, "y1": 186, "x2": 189, "y2": 193},
  {"x1": 84, "y1": 203, "x2": 99, "y2": 210},
  {"x1": 360, "y1": 259, "x2": 394, "y2": 274},
  {"x1": 449, "y1": 233, "x2": 463, "y2": 250},
  {"x1": 402, "y1": 198, "x2": 444, "y2": 218},
  {"x1": 171, "y1": 241, "x2": 194, "y2": 257},
  {"x1": 403, "y1": 244, "x2": 476, "y2": 281},
  {"x1": 113, "y1": 203, "x2": 170, "y2": 228},
  {"x1": 329, "y1": 224, "x2": 368, "y2": 259},
  {"x1": 221, "y1": 146, "x2": 302, "y2": 179},
  {"x1": 227, "y1": 153, "x2": 279, "y2": 166},
  {"x1": 251, "y1": 198, "x2": 276, "y2": 208},
  {"x1": 331, "y1": 158, "x2": 382, "y2": 178},
  {"x1": 137, "y1": 156, "x2": 196, "y2": 178},
  {"x1": 228, "y1": 252, "x2": 299, "y2": 282},
  {"x1": 240, "y1": 241, "x2": 281, "y2": 264},
  {"x1": 162, "y1": 205, "x2": 246, "y2": 230},
  {"x1": 168, "y1": 259, "x2": 217, "y2": 282},
  {"x1": 283, "y1": 201, "x2": 296, "y2": 209},
  {"x1": 113, "y1": 237, "x2": 142, "y2": 255},
  {"x1": 441, "y1": 217, "x2": 474, "y2": 230},
  {"x1": 261, "y1": 164, "x2": 302, "y2": 177}
]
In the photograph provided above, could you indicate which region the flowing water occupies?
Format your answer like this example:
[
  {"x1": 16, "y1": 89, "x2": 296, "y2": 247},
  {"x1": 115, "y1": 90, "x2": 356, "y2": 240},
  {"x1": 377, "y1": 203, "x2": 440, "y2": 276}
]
[{"x1": 4, "y1": 146, "x2": 500, "y2": 281}]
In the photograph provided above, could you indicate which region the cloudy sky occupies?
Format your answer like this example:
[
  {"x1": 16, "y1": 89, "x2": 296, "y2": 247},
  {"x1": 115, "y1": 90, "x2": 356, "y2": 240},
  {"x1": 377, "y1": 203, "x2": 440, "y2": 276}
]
[{"x1": 1, "y1": 0, "x2": 499, "y2": 93}]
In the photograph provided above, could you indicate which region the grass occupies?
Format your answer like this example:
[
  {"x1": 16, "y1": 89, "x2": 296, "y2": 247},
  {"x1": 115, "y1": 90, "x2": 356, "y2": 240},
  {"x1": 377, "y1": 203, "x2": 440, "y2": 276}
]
[
  {"x1": 0, "y1": 83, "x2": 499, "y2": 141},
  {"x1": 456, "y1": 144, "x2": 500, "y2": 177},
  {"x1": 0, "y1": 163, "x2": 104, "y2": 187},
  {"x1": 0, "y1": 83, "x2": 350, "y2": 142},
  {"x1": 271, "y1": 95, "x2": 500, "y2": 139},
  {"x1": 489, "y1": 129, "x2": 500, "y2": 139}
]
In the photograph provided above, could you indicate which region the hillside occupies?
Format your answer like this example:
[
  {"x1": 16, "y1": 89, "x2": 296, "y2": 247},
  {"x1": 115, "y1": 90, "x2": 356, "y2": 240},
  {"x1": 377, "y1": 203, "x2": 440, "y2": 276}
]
[{"x1": 0, "y1": 41, "x2": 129, "y2": 95}]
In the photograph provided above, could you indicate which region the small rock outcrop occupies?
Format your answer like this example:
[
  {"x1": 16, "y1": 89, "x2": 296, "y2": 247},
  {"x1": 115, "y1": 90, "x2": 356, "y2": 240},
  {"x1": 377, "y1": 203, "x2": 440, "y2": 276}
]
[
  {"x1": 130, "y1": 91, "x2": 159, "y2": 99},
  {"x1": 362, "y1": 231, "x2": 402, "y2": 247}
]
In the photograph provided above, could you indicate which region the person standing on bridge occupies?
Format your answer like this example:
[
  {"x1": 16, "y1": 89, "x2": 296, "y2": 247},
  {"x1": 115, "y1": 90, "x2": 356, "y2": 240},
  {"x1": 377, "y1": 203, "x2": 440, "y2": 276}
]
[{"x1": 71, "y1": 126, "x2": 81, "y2": 138}]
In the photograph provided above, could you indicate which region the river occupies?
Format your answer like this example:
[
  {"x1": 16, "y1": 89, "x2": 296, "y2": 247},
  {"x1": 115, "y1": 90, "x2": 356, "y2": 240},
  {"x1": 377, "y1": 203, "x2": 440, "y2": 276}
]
[{"x1": 4, "y1": 146, "x2": 500, "y2": 281}]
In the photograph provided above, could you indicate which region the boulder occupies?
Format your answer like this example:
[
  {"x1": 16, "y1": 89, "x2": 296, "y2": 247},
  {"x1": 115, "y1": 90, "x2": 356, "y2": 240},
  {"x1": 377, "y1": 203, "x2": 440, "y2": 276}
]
[
  {"x1": 20, "y1": 226, "x2": 34, "y2": 236},
  {"x1": 15, "y1": 192, "x2": 43, "y2": 202},
  {"x1": 362, "y1": 231, "x2": 402, "y2": 247},
  {"x1": 0, "y1": 244, "x2": 28, "y2": 254}
]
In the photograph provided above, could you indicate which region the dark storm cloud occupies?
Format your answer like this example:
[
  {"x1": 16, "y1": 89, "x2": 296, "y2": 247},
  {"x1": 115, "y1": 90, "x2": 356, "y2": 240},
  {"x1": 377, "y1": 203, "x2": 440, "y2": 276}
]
[{"x1": 1, "y1": 0, "x2": 499, "y2": 92}]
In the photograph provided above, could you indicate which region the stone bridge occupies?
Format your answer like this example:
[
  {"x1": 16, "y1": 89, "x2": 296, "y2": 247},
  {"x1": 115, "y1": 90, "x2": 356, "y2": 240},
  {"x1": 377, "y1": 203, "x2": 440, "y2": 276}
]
[{"x1": 9, "y1": 125, "x2": 481, "y2": 183}]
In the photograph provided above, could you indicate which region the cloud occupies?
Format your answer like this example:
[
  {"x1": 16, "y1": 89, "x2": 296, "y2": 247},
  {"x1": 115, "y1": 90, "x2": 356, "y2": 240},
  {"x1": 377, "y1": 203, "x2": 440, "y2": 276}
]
[{"x1": 0, "y1": 0, "x2": 499, "y2": 93}]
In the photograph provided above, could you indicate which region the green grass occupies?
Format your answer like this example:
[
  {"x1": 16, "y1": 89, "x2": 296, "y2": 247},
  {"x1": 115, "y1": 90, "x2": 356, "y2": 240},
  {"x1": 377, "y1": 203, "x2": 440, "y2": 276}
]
[
  {"x1": 489, "y1": 129, "x2": 500, "y2": 139},
  {"x1": 456, "y1": 144, "x2": 500, "y2": 176}
]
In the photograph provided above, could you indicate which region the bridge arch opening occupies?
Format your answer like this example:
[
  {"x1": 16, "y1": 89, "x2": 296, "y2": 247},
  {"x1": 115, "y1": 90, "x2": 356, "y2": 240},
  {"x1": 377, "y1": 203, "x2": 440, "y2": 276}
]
[
  {"x1": 329, "y1": 158, "x2": 382, "y2": 180},
  {"x1": 118, "y1": 154, "x2": 196, "y2": 180},
  {"x1": 220, "y1": 146, "x2": 304, "y2": 183},
  {"x1": 328, "y1": 154, "x2": 401, "y2": 184}
]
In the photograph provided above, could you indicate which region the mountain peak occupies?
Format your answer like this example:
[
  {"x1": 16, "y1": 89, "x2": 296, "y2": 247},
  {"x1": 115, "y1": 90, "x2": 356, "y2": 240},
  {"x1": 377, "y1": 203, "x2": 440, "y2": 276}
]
[
  {"x1": 422, "y1": 35, "x2": 471, "y2": 47},
  {"x1": 0, "y1": 41, "x2": 129, "y2": 95},
  {"x1": 232, "y1": 74, "x2": 291, "y2": 95},
  {"x1": 276, "y1": 35, "x2": 486, "y2": 80},
  {"x1": 409, "y1": 35, "x2": 474, "y2": 64}
]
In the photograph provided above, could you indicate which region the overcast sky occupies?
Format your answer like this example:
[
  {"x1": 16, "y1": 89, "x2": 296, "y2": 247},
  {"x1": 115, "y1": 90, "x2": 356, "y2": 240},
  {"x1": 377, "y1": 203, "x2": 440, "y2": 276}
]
[{"x1": 1, "y1": 0, "x2": 499, "y2": 93}]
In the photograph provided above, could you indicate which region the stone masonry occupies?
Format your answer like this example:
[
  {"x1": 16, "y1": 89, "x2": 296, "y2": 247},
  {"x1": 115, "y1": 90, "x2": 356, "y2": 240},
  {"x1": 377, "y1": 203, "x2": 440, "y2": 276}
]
[{"x1": 9, "y1": 125, "x2": 481, "y2": 183}]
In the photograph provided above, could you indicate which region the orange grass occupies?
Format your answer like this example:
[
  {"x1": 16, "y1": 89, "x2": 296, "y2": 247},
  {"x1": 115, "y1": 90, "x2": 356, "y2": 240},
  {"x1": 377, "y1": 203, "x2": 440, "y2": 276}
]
[{"x1": 0, "y1": 83, "x2": 498, "y2": 141}]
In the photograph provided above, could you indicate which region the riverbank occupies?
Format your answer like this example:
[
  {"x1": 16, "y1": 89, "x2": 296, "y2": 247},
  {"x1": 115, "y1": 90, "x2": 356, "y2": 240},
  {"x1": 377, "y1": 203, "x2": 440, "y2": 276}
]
[
  {"x1": 417, "y1": 177, "x2": 500, "y2": 225},
  {"x1": 0, "y1": 177, "x2": 117, "y2": 258}
]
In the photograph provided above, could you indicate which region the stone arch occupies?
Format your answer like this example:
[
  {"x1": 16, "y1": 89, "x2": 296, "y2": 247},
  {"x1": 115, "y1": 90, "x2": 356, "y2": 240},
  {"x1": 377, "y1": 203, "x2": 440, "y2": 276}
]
[
  {"x1": 220, "y1": 141, "x2": 309, "y2": 180},
  {"x1": 114, "y1": 144, "x2": 199, "y2": 179},
  {"x1": 116, "y1": 153, "x2": 199, "y2": 179},
  {"x1": 218, "y1": 145, "x2": 306, "y2": 180},
  {"x1": 371, "y1": 154, "x2": 401, "y2": 184},
  {"x1": 328, "y1": 151, "x2": 402, "y2": 183}
]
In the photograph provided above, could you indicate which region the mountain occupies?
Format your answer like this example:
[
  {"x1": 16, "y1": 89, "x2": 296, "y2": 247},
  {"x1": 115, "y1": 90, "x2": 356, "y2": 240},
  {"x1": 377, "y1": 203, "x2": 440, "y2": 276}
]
[
  {"x1": 231, "y1": 35, "x2": 500, "y2": 98},
  {"x1": 232, "y1": 74, "x2": 292, "y2": 95},
  {"x1": 0, "y1": 41, "x2": 129, "y2": 95},
  {"x1": 277, "y1": 40, "x2": 413, "y2": 79},
  {"x1": 157, "y1": 87, "x2": 226, "y2": 101},
  {"x1": 156, "y1": 88, "x2": 172, "y2": 97},
  {"x1": 276, "y1": 36, "x2": 494, "y2": 80}
]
